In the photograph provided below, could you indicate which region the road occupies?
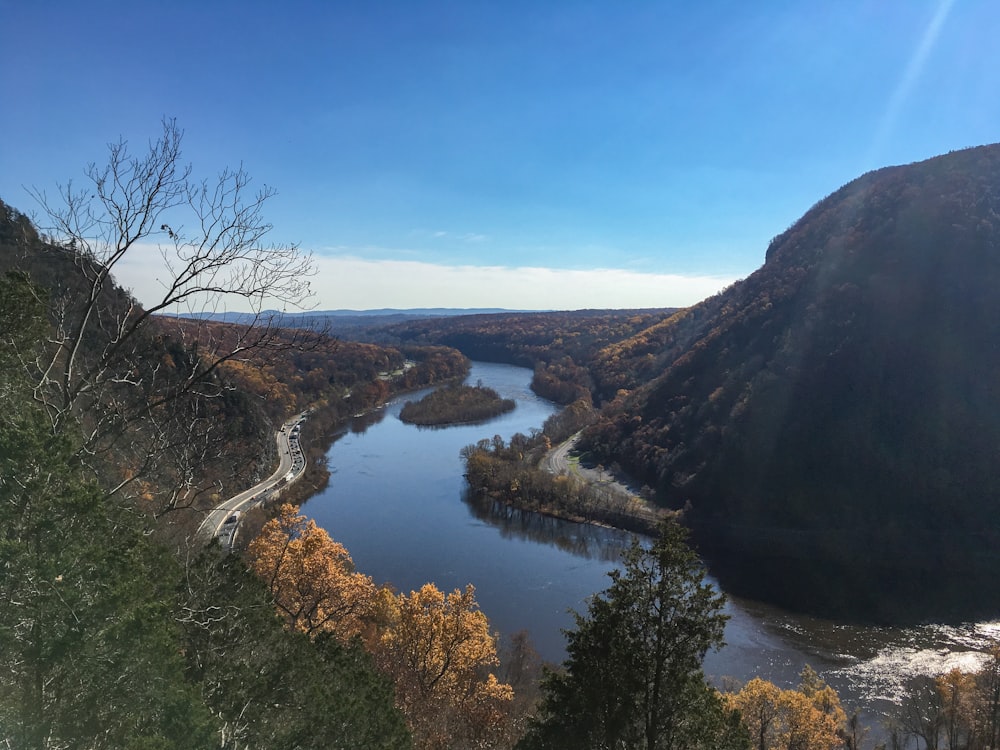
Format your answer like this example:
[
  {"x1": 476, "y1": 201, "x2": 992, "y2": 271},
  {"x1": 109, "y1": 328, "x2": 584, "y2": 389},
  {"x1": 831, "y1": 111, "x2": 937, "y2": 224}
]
[
  {"x1": 541, "y1": 431, "x2": 665, "y2": 528},
  {"x1": 541, "y1": 433, "x2": 578, "y2": 476},
  {"x1": 541, "y1": 432, "x2": 627, "y2": 490},
  {"x1": 197, "y1": 411, "x2": 309, "y2": 548}
]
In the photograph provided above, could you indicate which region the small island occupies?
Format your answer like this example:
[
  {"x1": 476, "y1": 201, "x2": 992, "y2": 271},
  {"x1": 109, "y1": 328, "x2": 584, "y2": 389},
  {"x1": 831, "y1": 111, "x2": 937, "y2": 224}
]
[{"x1": 400, "y1": 383, "x2": 516, "y2": 426}]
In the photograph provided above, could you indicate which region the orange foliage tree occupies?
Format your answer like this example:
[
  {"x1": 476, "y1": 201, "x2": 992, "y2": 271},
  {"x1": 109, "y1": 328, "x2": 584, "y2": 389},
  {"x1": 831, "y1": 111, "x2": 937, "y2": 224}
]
[
  {"x1": 247, "y1": 503, "x2": 378, "y2": 641},
  {"x1": 724, "y1": 668, "x2": 845, "y2": 750},
  {"x1": 373, "y1": 583, "x2": 514, "y2": 750},
  {"x1": 936, "y1": 667, "x2": 979, "y2": 750},
  {"x1": 247, "y1": 506, "x2": 514, "y2": 749}
]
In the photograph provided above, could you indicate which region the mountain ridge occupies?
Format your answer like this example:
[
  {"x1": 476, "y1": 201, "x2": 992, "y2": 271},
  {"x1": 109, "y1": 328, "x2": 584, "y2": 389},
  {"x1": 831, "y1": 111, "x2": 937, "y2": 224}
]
[{"x1": 580, "y1": 143, "x2": 1000, "y2": 621}]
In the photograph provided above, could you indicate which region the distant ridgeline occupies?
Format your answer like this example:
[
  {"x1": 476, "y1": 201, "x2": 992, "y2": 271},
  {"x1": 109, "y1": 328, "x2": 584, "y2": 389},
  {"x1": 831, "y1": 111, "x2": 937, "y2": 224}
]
[
  {"x1": 168, "y1": 308, "x2": 526, "y2": 339},
  {"x1": 577, "y1": 144, "x2": 1000, "y2": 623}
]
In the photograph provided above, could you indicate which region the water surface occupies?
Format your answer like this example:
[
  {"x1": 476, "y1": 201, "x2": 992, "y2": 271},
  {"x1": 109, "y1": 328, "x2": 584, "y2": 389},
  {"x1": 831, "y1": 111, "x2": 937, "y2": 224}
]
[{"x1": 304, "y1": 361, "x2": 1000, "y2": 726}]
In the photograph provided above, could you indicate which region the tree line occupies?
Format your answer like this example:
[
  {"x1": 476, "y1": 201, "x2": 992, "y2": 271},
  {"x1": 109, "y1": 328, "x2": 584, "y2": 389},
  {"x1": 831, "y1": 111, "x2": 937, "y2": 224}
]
[{"x1": 247, "y1": 504, "x2": 524, "y2": 749}]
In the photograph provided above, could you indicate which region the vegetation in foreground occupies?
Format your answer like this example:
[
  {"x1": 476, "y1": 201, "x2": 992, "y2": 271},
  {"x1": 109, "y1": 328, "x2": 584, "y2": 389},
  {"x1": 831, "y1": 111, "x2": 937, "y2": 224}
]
[
  {"x1": 518, "y1": 519, "x2": 747, "y2": 750},
  {"x1": 247, "y1": 504, "x2": 525, "y2": 749},
  {"x1": 0, "y1": 273, "x2": 411, "y2": 749},
  {"x1": 8, "y1": 122, "x2": 1000, "y2": 749},
  {"x1": 400, "y1": 382, "x2": 516, "y2": 426}
]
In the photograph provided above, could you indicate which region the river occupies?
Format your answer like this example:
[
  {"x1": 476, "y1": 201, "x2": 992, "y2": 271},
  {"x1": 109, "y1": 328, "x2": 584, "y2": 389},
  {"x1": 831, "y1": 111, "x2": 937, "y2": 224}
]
[{"x1": 303, "y1": 361, "x2": 1000, "y2": 730}]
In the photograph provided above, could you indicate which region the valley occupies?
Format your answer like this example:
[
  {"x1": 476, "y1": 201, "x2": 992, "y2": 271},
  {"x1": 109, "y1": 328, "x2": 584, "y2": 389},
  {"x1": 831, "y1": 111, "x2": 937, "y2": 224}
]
[
  {"x1": 301, "y1": 361, "x2": 1000, "y2": 734},
  {"x1": 7, "y1": 138, "x2": 1000, "y2": 748}
]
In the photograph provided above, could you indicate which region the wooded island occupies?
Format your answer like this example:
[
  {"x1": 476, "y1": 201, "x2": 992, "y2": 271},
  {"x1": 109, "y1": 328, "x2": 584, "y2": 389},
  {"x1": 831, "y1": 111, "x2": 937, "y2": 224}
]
[{"x1": 400, "y1": 383, "x2": 516, "y2": 426}]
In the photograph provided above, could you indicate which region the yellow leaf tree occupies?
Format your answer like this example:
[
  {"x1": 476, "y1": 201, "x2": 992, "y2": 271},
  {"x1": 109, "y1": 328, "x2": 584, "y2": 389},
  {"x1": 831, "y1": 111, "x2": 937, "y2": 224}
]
[
  {"x1": 725, "y1": 669, "x2": 845, "y2": 750},
  {"x1": 375, "y1": 583, "x2": 514, "y2": 750},
  {"x1": 247, "y1": 503, "x2": 378, "y2": 641},
  {"x1": 778, "y1": 689, "x2": 842, "y2": 750},
  {"x1": 730, "y1": 677, "x2": 783, "y2": 750},
  {"x1": 249, "y1": 506, "x2": 515, "y2": 748},
  {"x1": 936, "y1": 667, "x2": 978, "y2": 750}
]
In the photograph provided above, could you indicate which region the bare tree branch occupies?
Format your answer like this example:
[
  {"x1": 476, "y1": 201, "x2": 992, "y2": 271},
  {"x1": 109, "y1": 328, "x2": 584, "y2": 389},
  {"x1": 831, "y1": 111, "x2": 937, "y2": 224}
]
[{"x1": 16, "y1": 118, "x2": 323, "y2": 514}]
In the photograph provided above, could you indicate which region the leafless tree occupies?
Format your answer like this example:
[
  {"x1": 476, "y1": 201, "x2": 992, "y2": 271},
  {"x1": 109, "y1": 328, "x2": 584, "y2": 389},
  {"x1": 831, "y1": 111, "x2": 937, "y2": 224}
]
[{"x1": 17, "y1": 118, "x2": 321, "y2": 513}]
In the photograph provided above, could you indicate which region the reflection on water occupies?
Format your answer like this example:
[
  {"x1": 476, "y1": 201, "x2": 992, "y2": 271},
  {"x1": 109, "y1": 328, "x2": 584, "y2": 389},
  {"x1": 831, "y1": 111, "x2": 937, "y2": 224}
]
[
  {"x1": 304, "y1": 361, "x2": 1000, "y2": 733},
  {"x1": 347, "y1": 405, "x2": 391, "y2": 433},
  {"x1": 462, "y1": 490, "x2": 635, "y2": 563},
  {"x1": 459, "y1": 456, "x2": 1000, "y2": 712}
]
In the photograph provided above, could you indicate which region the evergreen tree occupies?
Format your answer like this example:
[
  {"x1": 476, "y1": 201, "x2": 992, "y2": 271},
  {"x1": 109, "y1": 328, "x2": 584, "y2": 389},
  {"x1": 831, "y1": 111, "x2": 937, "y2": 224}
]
[
  {"x1": 518, "y1": 519, "x2": 748, "y2": 750},
  {"x1": 0, "y1": 270, "x2": 411, "y2": 749},
  {"x1": 0, "y1": 275, "x2": 216, "y2": 748},
  {"x1": 181, "y1": 550, "x2": 411, "y2": 750}
]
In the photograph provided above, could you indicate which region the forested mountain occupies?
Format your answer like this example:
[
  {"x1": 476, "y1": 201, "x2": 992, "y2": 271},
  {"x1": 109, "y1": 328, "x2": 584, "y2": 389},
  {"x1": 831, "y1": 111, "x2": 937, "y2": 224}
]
[
  {"x1": 361, "y1": 308, "x2": 678, "y2": 403},
  {"x1": 0, "y1": 198, "x2": 276, "y2": 517},
  {"x1": 0, "y1": 116, "x2": 484, "y2": 747},
  {"x1": 0, "y1": 198, "x2": 415, "y2": 746},
  {"x1": 578, "y1": 144, "x2": 1000, "y2": 622},
  {"x1": 0, "y1": 196, "x2": 467, "y2": 524}
]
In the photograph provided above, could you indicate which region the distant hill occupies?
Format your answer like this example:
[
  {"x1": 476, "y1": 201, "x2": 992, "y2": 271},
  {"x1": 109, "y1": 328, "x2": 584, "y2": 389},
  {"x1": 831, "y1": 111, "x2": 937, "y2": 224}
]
[
  {"x1": 170, "y1": 308, "x2": 527, "y2": 337},
  {"x1": 358, "y1": 308, "x2": 679, "y2": 403},
  {"x1": 187, "y1": 308, "x2": 522, "y2": 318},
  {"x1": 580, "y1": 144, "x2": 1000, "y2": 622}
]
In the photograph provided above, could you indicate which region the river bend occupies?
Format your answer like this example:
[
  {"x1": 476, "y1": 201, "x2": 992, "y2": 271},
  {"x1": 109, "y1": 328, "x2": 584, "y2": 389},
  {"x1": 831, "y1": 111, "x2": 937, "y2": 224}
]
[{"x1": 303, "y1": 361, "x2": 1000, "y2": 726}]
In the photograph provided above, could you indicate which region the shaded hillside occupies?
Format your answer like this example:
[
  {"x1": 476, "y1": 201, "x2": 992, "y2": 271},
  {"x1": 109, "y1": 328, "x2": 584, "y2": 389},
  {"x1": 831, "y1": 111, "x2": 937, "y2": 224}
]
[
  {"x1": 588, "y1": 300, "x2": 729, "y2": 401},
  {"x1": 580, "y1": 144, "x2": 1000, "y2": 622},
  {"x1": 0, "y1": 199, "x2": 275, "y2": 516},
  {"x1": 0, "y1": 196, "x2": 467, "y2": 524}
]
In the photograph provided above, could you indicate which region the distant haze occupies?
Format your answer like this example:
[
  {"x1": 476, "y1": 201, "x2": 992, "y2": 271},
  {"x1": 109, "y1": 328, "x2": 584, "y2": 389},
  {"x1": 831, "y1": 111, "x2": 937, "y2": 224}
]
[{"x1": 114, "y1": 248, "x2": 737, "y2": 312}]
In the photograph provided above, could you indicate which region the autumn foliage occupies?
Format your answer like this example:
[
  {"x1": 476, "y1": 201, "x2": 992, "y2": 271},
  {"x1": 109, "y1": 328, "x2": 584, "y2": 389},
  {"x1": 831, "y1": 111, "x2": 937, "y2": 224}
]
[
  {"x1": 376, "y1": 584, "x2": 515, "y2": 749},
  {"x1": 248, "y1": 504, "x2": 514, "y2": 749},
  {"x1": 363, "y1": 308, "x2": 678, "y2": 405},
  {"x1": 248, "y1": 504, "x2": 378, "y2": 640},
  {"x1": 723, "y1": 668, "x2": 845, "y2": 750},
  {"x1": 400, "y1": 383, "x2": 515, "y2": 426},
  {"x1": 888, "y1": 646, "x2": 1000, "y2": 750}
]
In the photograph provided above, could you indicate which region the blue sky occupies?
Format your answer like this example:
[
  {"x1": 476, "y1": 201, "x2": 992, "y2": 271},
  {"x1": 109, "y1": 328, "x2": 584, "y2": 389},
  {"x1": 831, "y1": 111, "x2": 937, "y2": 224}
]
[{"x1": 2, "y1": 0, "x2": 997, "y2": 310}]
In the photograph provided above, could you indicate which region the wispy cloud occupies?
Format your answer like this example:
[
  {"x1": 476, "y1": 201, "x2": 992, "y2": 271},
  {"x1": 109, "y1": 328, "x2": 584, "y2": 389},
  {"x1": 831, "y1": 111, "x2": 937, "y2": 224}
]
[
  {"x1": 412, "y1": 228, "x2": 490, "y2": 243},
  {"x1": 107, "y1": 244, "x2": 742, "y2": 313},
  {"x1": 307, "y1": 255, "x2": 738, "y2": 311}
]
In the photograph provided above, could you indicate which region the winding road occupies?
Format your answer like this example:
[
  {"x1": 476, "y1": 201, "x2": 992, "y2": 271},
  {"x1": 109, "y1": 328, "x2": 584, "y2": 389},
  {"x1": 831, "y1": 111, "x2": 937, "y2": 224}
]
[
  {"x1": 541, "y1": 432, "x2": 630, "y2": 491},
  {"x1": 541, "y1": 432, "x2": 665, "y2": 527},
  {"x1": 197, "y1": 411, "x2": 309, "y2": 548}
]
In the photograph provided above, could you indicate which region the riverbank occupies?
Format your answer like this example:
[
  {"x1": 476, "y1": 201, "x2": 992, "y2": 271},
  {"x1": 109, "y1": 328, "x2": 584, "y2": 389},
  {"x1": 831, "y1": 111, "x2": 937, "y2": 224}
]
[
  {"x1": 463, "y1": 428, "x2": 669, "y2": 538},
  {"x1": 539, "y1": 432, "x2": 665, "y2": 529},
  {"x1": 234, "y1": 360, "x2": 473, "y2": 546}
]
